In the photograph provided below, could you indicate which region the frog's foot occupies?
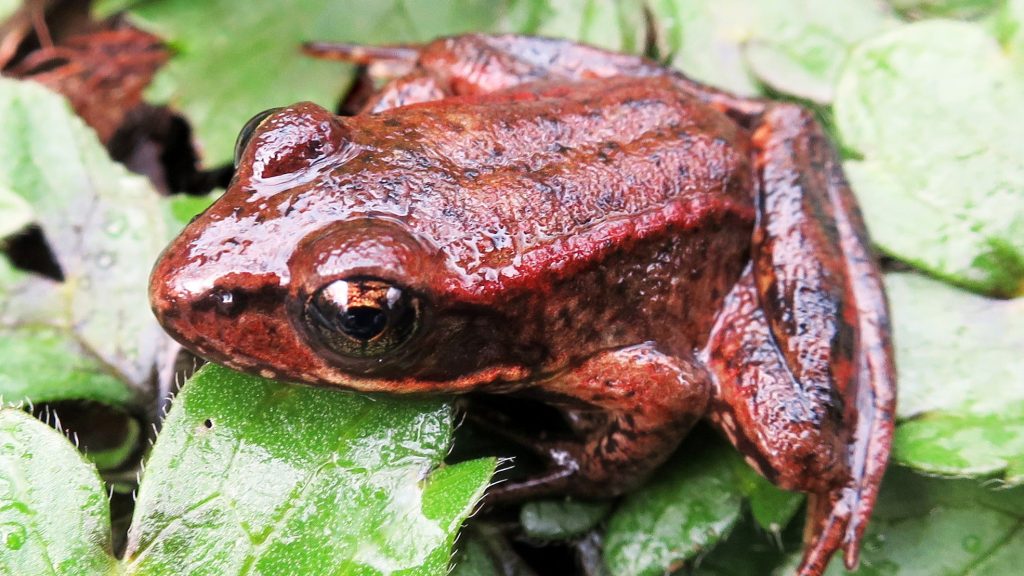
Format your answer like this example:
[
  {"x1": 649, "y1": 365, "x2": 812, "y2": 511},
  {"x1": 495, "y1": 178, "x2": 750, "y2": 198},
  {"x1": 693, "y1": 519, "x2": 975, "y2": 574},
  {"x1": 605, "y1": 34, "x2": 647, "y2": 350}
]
[
  {"x1": 705, "y1": 104, "x2": 895, "y2": 575},
  {"x1": 487, "y1": 344, "x2": 711, "y2": 502},
  {"x1": 485, "y1": 441, "x2": 581, "y2": 503},
  {"x1": 302, "y1": 41, "x2": 419, "y2": 75}
]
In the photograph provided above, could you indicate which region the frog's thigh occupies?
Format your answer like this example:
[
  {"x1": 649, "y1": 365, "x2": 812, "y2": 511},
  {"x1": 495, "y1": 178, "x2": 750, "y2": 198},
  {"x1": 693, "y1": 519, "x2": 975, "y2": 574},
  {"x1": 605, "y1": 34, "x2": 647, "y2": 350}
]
[
  {"x1": 363, "y1": 72, "x2": 448, "y2": 113},
  {"x1": 705, "y1": 270, "x2": 847, "y2": 492},
  {"x1": 412, "y1": 34, "x2": 672, "y2": 96},
  {"x1": 542, "y1": 344, "x2": 711, "y2": 497}
]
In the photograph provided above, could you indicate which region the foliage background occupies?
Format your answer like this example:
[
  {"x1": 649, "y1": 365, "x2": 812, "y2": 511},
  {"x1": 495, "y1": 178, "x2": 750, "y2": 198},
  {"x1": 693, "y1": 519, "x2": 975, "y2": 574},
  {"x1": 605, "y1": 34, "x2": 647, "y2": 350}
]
[{"x1": 0, "y1": 0, "x2": 1022, "y2": 574}]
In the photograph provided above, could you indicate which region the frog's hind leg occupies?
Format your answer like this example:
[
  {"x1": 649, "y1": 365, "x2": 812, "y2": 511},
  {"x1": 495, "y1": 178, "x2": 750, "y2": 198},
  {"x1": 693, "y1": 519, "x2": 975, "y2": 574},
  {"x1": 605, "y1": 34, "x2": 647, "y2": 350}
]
[
  {"x1": 306, "y1": 35, "x2": 666, "y2": 107},
  {"x1": 304, "y1": 40, "x2": 448, "y2": 113},
  {"x1": 306, "y1": 34, "x2": 768, "y2": 116},
  {"x1": 705, "y1": 104, "x2": 895, "y2": 575}
]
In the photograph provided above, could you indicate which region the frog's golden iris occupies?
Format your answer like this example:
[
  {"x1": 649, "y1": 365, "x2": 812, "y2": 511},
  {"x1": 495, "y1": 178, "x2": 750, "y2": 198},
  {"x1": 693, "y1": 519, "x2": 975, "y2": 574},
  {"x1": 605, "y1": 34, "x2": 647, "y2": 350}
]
[{"x1": 305, "y1": 277, "x2": 420, "y2": 358}]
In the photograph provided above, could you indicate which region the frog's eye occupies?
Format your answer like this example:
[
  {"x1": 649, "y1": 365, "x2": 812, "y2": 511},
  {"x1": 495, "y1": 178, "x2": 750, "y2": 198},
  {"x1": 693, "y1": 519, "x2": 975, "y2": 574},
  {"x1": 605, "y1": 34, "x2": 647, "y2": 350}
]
[
  {"x1": 304, "y1": 278, "x2": 420, "y2": 358},
  {"x1": 233, "y1": 108, "x2": 282, "y2": 168}
]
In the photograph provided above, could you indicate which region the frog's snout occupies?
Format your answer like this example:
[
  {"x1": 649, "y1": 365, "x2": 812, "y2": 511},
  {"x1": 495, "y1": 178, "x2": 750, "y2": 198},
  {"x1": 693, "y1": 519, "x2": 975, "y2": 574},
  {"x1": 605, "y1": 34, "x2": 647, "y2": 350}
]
[
  {"x1": 148, "y1": 231, "x2": 242, "y2": 353},
  {"x1": 149, "y1": 238, "x2": 204, "y2": 346},
  {"x1": 148, "y1": 232, "x2": 296, "y2": 374}
]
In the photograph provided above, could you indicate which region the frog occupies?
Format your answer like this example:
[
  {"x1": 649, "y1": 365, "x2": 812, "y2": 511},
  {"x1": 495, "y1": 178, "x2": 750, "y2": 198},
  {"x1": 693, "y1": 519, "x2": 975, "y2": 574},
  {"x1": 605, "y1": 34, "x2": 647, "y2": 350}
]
[{"x1": 149, "y1": 35, "x2": 896, "y2": 576}]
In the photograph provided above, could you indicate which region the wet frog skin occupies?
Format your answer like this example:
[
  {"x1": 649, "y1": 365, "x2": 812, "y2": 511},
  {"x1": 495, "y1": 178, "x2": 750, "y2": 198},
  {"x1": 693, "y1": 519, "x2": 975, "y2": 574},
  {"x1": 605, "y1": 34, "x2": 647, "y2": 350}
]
[{"x1": 149, "y1": 35, "x2": 896, "y2": 575}]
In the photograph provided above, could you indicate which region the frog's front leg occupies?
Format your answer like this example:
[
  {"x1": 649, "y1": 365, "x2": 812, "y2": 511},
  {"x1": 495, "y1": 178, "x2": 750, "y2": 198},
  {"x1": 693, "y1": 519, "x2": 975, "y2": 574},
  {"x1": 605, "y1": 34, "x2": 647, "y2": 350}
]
[
  {"x1": 705, "y1": 104, "x2": 895, "y2": 576},
  {"x1": 490, "y1": 343, "x2": 711, "y2": 501}
]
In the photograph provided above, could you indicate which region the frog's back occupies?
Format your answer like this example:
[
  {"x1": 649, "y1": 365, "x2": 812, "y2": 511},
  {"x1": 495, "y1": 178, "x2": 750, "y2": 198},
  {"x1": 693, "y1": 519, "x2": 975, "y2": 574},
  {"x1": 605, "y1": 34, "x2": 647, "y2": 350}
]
[{"x1": 327, "y1": 76, "x2": 756, "y2": 299}]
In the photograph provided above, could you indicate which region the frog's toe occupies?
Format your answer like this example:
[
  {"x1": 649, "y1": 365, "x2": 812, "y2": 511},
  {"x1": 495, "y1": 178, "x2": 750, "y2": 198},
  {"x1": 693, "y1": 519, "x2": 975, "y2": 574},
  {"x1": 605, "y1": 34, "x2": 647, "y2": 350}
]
[{"x1": 486, "y1": 454, "x2": 580, "y2": 503}]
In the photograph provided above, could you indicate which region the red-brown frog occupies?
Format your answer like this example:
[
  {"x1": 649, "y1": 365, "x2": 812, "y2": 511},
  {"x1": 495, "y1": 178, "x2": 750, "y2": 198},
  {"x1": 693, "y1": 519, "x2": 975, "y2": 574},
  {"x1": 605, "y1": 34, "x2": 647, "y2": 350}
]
[{"x1": 149, "y1": 35, "x2": 895, "y2": 576}]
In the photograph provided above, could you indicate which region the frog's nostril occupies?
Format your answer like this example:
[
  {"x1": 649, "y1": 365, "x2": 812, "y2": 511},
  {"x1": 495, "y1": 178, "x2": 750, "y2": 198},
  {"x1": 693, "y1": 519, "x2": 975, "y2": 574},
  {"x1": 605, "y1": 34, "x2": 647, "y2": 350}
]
[{"x1": 209, "y1": 288, "x2": 241, "y2": 316}]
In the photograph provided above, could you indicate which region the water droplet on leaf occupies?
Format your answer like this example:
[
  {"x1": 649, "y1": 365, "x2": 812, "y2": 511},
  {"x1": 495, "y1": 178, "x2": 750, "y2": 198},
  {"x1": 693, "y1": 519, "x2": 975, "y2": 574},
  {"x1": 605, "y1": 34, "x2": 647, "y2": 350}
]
[
  {"x1": 96, "y1": 251, "x2": 116, "y2": 269},
  {"x1": 104, "y1": 214, "x2": 127, "y2": 237}
]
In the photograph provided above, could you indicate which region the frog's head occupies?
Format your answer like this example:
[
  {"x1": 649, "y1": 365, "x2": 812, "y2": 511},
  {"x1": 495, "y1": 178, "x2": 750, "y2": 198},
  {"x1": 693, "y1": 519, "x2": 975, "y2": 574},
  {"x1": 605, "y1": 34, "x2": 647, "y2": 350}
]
[{"x1": 150, "y1": 103, "x2": 537, "y2": 393}]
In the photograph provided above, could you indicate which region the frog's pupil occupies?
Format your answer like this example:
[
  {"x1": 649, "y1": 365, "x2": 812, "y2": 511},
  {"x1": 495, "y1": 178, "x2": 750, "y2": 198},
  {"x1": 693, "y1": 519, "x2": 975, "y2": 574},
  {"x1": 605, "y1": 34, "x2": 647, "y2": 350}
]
[
  {"x1": 339, "y1": 306, "x2": 387, "y2": 341},
  {"x1": 305, "y1": 278, "x2": 420, "y2": 358}
]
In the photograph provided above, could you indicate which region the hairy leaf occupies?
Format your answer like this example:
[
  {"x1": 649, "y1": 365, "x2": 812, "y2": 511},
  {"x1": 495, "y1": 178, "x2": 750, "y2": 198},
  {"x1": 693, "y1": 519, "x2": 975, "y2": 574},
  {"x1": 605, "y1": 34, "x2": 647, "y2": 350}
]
[
  {"x1": 121, "y1": 364, "x2": 494, "y2": 575},
  {"x1": 0, "y1": 409, "x2": 116, "y2": 576}
]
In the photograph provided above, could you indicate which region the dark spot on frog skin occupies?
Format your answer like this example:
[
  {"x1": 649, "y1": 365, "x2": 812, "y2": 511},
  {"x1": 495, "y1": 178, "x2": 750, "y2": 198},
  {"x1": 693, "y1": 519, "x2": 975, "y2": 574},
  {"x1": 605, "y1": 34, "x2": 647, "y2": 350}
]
[
  {"x1": 602, "y1": 434, "x2": 619, "y2": 454},
  {"x1": 193, "y1": 285, "x2": 286, "y2": 318}
]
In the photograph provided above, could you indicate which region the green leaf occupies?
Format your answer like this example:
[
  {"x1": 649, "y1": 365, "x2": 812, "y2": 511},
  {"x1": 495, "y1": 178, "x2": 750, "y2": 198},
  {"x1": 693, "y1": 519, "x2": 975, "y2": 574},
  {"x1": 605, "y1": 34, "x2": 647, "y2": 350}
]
[
  {"x1": 520, "y1": 498, "x2": 612, "y2": 540},
  {"x1": 121, "y1": 364, "x2": 494, "y2": 575},
  {"x1": 993, "y1": 0, "x2": 1024, "y2": 59},
  {"x1": 835, "y1": 21, "x2": 1024, "y2": 296},
  {"x1": 603, "y1": 442, "x2": 744, "y2": 576},
  {"x1": 0, "y1": 189, "x2": 31, "y2": 240},
  {"x1": 162, "y1": 191, "x2": 220, "y2": 236},
  {"x1": 451, "y1": 525, "x2": 536, "y2": 576},
  {"x1": 449, "y1": 532, "x2": 499, "y2": 576},
  {"x1": 888, "y1": 0, "x2": 1003, "y2": 19},
  {"x1": 0, "y1": 255, "x2": 59, "y2": 328},
  {"x1": 0, "y1": 77, "x2": 168, "y2": 404},
  {"x1": 687, "y1": 515, "x2": 796, "y2": 576},
  {"x1": 0, "y1": 325, "x2": 136, "y2": 408},
  {"x1": 93, "y1": 0, "x2": 132, "y2": 14},
  {"x1": 888, "y1": 272, "x2": 1024, "y2": 484},
  {"x1": 650, "y1": 0, "x2": 893, "y2": 102},
  {"x1": 0, "y1": 256, "x2": 132, "y2": 408},
  {"x1": 776, "y1": 467, "x2": 1024, "y2": 575},
  {"x1": 0, "y1": 409, "x2": 116, "y2": 576},
  {"x1": 729, "y1": 459, "x2": 803, "y2": 532},
  {"x1": 505, "y1": 0, "x2": 648, "y2": 54},
  {"x1": 102, "y1": 0, "x2": 520, "y2": 167}
]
